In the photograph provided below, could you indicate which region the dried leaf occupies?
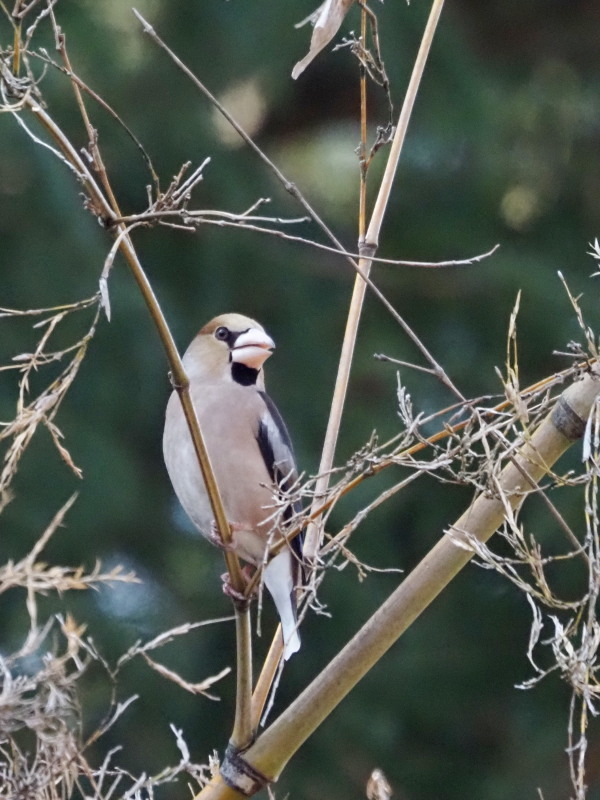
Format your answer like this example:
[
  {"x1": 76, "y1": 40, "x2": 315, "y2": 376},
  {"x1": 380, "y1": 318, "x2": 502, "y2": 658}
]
[
  {"x1": 45, "y1": 419, "x2": 84, "y2": 479},
  {"x1": 366, "y1": 768, "x2": 392, "y2": 800},
  {"x1": 292, "y1": 0, "x2": 355, "y2": 79},
  {"x1": 99, "y1": 274, "x2": 111, "y2": 321}
]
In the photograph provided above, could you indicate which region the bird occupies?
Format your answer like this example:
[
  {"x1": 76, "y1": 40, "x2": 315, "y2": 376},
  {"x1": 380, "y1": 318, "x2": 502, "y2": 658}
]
[{"x1": 163, "y1": 313, "x2": 302, "y2": 660}]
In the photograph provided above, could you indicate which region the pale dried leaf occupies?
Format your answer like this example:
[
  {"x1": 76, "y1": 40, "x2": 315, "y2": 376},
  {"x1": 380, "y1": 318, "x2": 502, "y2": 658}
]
[
  {"x1": 524, "y1": 593, "x2": 544, "y2": 673},
  {"x1": 208, "y1": 751, "x2": 221, "y2": 779},
  {"x1": 366, "y1": 768, "x2": 392, "y2": 800},
  {"x1": 588, "y1": 237, "x2": 600, "y2": 264},
  {"x1": 99, "y1": 274, "x2": 111, "y2": 321},
  {"x1": 45, "y1": 419, "x2": 84, "y2": 479},
  {"x1": 170, "y1": 724, "x2": 190, "y2": 763},
  {"x1": 292, "y1": 0, "x2": 355, "y2": 79}
]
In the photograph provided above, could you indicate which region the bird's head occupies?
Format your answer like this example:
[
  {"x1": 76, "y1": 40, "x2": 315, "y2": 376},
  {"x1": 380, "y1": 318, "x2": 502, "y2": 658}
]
[{"x1": 184, "y1": 313, "x2": 275, "y2": 386}]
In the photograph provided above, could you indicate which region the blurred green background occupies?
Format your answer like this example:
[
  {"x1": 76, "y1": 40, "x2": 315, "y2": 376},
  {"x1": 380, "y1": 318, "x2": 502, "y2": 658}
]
[{"x1": 1, "y1": 1, "x2": 600, "y2": 798}]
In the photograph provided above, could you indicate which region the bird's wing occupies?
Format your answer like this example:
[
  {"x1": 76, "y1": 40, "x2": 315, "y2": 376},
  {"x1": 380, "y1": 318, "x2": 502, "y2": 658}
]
[{"x1": 256, "y1": 390, "x2": 303, "y2": 560}]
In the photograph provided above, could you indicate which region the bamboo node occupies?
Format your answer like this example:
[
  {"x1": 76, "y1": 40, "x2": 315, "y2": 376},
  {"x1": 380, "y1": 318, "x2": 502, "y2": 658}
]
[
  {"x1": 221, "y1": 742, "x2": 269, "y2": 796},
  {"x1": 551, "y1": 395, "x2": 588, "y2": 441}
]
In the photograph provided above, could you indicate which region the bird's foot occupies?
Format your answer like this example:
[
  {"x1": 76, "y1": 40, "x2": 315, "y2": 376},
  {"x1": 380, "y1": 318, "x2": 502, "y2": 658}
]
[
  {"x1": 221, "y1": 565, "x2": 255, "y2": 603},
  {"x1": 209, "y1": 520, "x2": 245, "y2": 551}
]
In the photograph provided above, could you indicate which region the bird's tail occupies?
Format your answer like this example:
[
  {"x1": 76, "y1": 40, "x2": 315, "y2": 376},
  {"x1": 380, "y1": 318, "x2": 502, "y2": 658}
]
[{"x1": 263, "y1": 549, "x2": 301, "y2": 660}]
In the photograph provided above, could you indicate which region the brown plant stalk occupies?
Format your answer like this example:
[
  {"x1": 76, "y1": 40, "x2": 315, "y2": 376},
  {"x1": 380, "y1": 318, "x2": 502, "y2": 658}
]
[
  {"x1": 303, "y1": 0, "x2": 447, "y2": 563},
  {"x1": 194, "y1": 368, "x2": 600, "y2": 799},
  {"x1": 8, "y1": 39, "x2": 253, "y2": 745}
]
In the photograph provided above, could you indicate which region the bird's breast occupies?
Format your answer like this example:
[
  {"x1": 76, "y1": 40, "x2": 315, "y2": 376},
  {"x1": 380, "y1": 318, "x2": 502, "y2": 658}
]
[{"x1": 163, "y1": 381, "x2": 279, "y2": 564}]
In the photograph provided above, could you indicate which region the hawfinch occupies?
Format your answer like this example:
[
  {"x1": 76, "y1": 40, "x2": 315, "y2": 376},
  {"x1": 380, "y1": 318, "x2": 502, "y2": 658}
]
[{"x1": 163, "y1": 313, "x2": 302, "y2": 660}]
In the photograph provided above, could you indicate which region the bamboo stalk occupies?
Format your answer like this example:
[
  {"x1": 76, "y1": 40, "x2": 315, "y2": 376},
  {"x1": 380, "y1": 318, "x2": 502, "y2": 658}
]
[
  {"x1": 230, "y1": 605, "x2": 253, "y2": 749},
  {"x1": 250, "y1": 628, "x2": 284, "y2": 728},
  {"x1": 303, "y1": 0, "x2": 447, "y2": 563},
  {"x1": 358, "y1": 1, "x2": 368, "y2": 243},
  {"x1": 193, "y1": 369, "x2": 600, "y2": 798}
]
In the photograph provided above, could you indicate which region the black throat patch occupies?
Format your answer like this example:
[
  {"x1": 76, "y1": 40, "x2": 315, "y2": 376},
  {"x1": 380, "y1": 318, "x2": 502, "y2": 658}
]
[{"x1": 231, "y1": 362, "x2": 259, "y2": 386}]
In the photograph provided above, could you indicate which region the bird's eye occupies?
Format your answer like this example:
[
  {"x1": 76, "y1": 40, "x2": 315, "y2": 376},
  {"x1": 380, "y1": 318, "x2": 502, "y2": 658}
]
[{"x1": 215, "y1": 326, "x2": 229, "y2": 342}]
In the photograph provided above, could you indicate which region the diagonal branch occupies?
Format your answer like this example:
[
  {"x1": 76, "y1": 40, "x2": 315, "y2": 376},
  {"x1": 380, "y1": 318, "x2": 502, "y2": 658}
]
[
  {"x1": 18, "y1": 80, "x2": 243, "y2": 589},
  {"x1": 193, "y1": 368, "x2": 600, "y2": 799},
  {"x1": 6, "y1": 39, "x2": 252, "y2": 743},
  {"x1": 303, "y1": 0, "x2": 448, "y2": 563}
]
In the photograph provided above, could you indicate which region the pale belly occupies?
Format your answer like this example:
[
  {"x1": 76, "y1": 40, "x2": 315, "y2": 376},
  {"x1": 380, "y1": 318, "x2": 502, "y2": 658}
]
[{"x1": 163, "y1": 387, "x2": 278, "y2": 565}]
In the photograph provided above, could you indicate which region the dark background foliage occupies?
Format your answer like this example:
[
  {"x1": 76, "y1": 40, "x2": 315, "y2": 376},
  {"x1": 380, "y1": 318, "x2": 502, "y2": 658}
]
[{"x1": 1, "y1": 1, "x2": 599, "y2": 798}]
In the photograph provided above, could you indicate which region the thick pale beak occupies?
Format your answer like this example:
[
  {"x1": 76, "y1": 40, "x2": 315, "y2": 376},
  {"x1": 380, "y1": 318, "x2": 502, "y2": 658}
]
[{"x1": 231, "y1": 327, "x2": 275, "y2": 370}]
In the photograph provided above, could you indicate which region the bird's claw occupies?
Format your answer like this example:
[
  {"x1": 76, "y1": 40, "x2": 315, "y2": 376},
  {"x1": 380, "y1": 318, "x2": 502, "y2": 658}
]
[
  {"x1": 209, "y1": 520, "x2": 240, "y2": 551},
  {"x1": 221, "y1": 573, "x2": 247, "y2": 602},
  {"x1": 221, "y1": 565, "x2": 255, "y2": 603}
]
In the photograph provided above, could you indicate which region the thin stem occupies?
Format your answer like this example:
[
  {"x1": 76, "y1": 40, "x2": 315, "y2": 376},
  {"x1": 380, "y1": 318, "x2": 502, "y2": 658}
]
[
  {"x1": 12, "y1": 20, "x2": 21, "y2": 73},
  {"x1": 114, "y1": 209, "x2": 500, "y2": 268},
  {"x1": 303, "y1": 0, "x2": 447, "y2": 563},
  {"x1": 358, "y1": 1, "x2": 368, "y2": 243},
  {"x1": 366, "y1": 0, "x2": 446, "y2": 249},
  {"x1": 54, "y1": 27, "x2": 123, "y2": 219},
  {"x1": 31, "y1": 48, "x2": 160, "y2": 187},
  {"x1": 132, "y1": 9, "x2": 350, "y2": 265},
  {"x1": 302, "y1": 249, "x2": 374, "y2": 566},
  {"x1": 230, "y1": 605, "x2": 253, "y2": 749},
  {"x1": 250, "y1": 628, "x2": 284, "y2": 729},
  {"x1": 19, "y1": 73, "x2": 247, "y2": 666}
]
